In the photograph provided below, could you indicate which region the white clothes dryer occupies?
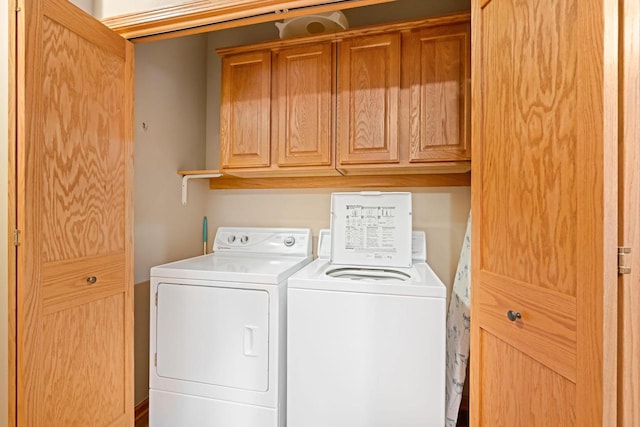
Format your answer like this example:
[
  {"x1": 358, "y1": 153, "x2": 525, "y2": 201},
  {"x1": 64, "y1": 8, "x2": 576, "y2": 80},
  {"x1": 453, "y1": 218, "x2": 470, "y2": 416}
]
[
  {"x1": 287, "y1": 229, "x2": 446, "y2": 427},
  {"x1": 149, "y1": 227, "x2": 312, "y2": 427}
]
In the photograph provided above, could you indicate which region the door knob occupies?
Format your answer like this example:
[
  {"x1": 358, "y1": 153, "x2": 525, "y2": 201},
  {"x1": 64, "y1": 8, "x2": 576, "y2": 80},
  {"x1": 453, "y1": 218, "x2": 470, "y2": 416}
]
[{"x1": 507, "y1": 310, "x2": 522, "y2": 321}]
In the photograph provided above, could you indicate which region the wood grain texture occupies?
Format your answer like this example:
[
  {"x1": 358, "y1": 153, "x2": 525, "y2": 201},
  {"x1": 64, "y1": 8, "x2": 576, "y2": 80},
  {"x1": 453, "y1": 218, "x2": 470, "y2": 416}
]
[
  {"x1": 477, "y1": 272, "x2": 577, "y2": 382},
  {"x1": 134, "y1": 399, "x2": 149, "y2": 426},
  {"x1": 40, "y1": 14, "x2": 126, "y2": 263},
  {"x1": 100, "y1": 0, "x2": 395, "y2": 41},
  {"x1": 479, "y1": 0, "x2": 578, "y2": 296},
  {"x1": 479, "y1": 333, "x2": 576, "y2": 426},
  {"x1": 220, "y1": 50, "x2": 271, "y2": 169},
  {"x1": 406, "y1": 23, "x2": 470, "y2": 162},
  {"x1": 42, "y1": 252, "x2": 127, "y2": 314},
  {"x1": 215, "y1": 13, "x2": 471, "y2": 56},
  {"x1": 273, "y1": 42, "x2": 334, "y2": 169},
  {"x1": 38, "y1": 294, "x2": 127, "y2": 425},
  {"x1": 8, "y1": 0, "x2": 18, "y2": 425},
  {"x1": 16, "y1": 0, "x2": 134, "y2": 424},
  {"x1": 337, "y1": 33, "x2": 400, "y2": 165},
  {"x1": 207, "y1": 172, "x2": 471, "y2": 189},
  {"x1": 575, "y1": 0, "x2": 619, "y2": 425},
  {"x1": 471, "y1": 0, "x2": 618, "y2": 426},
  {"x1": 619, "y1": 0, "x2": 640, "y2": 425},
  {"x1": 218, "y1": 15, "x2": 471, "y2": 178}
]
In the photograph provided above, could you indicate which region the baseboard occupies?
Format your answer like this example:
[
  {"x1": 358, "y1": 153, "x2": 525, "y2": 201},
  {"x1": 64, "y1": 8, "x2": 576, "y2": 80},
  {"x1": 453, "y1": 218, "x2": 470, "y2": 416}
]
[{"x1": 135, "y1": 399, "x2": 149, "y2": 425}]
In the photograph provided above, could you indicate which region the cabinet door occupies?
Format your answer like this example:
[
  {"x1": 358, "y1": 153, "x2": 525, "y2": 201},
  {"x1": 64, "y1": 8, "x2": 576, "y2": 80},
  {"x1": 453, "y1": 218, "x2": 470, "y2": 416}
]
[
  {"x1": 405, "y1": 22, "x2": 470, "y2": 162},
  {"x1": 15, "y1": 0, "x2": 134, "y2": 424},
  {"x1": 220, "y1": 50, "x2": 271, "y2": 169},
  {"x1": 337, "y1": 33, "x2": 400, "y2": 166},
  {"x1": 273, "y1": 42, "x2": 334, "y2": 169},
  {"x1": 471, "y1": 0, "x2": 618, "y2": 426}
]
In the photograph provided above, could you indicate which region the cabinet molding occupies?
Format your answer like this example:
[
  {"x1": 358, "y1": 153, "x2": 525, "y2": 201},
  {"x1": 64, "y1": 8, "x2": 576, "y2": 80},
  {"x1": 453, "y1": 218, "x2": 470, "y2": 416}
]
[{"x1": 101, "y1": 0, "x2": 395, "y2": 42}]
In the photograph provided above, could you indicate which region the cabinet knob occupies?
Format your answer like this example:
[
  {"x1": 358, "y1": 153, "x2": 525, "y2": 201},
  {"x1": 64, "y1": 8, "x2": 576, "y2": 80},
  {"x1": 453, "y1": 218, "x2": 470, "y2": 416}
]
[
  {"x1": 507, "y1": 310, "x2": 522, "y2": 321},
  {"x1": 86, "y1": 276, "x2": 97, "y2": 285}
]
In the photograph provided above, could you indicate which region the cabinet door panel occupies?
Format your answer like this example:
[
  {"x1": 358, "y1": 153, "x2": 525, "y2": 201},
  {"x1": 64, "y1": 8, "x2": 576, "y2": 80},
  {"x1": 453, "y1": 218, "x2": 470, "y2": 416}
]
[
  {"x1": 406, "y1": 23, "x2": 470, "y2": 162},
  {"x1": 16, "y1": 0, "x2": 134, "y2": 424},
  {"x1": 274, "y1": 43, "x2": 334, "y2": 168},
  {"x1": 220, "y1": 51, "x2": 271, "y2": 169},
  {"x1": 337, "y1": 33, "x2": 400, "y2": 165}
]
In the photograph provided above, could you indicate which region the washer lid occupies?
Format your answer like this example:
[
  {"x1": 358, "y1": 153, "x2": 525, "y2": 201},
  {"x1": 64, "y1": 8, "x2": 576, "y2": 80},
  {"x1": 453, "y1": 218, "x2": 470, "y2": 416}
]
[
  {"x1": 330, "y1": 192, "x2": 412, "y2": 268},
  {"x1": 150, "y1": 252, "x2": 312, "y2": 284},
  {"x1": 288, "y1": 258, "x2": 446, "y2": 298}
]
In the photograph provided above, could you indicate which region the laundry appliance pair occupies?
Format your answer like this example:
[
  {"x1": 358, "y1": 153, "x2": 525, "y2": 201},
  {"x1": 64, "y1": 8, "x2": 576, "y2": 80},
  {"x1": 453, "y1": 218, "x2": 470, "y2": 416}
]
[{"x1": 148, "y1": 192, "x2": 446, "y2": 427}]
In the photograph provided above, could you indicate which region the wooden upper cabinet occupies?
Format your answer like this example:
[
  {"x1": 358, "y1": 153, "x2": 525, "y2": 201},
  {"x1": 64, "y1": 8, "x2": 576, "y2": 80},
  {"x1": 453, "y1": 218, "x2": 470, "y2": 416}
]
[
  {"x1": 218, "y1": 13, "x2": 471, "y2": 178},
  {"x1": 337, "y1": 33, "x2": 401, "y2": 166},
  {"x1": 273, "y1": 42, "x2": 337, "y2": 172},
  {"x1": 220, "y1": 50, "x2": 271, "y2": 169},
  {"x1": 219, "y1": 41, "x2": 338, "y2": 177},
  {"x1": 335, "y1": 16, "x2": 471, "y2": 175},
  {"x1": 404, "y1": 22, "x2": 470, "y2": 162}
]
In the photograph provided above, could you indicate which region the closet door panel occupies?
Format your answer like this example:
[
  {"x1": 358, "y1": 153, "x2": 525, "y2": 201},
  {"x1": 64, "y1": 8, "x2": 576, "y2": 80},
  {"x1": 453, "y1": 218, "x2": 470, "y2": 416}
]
[
  {"x1": 16, "y1": 0, "x2": 134, "y2": 424},
  {"x1": 470, "y1": 0, "x2": 618, "y2": 425}
]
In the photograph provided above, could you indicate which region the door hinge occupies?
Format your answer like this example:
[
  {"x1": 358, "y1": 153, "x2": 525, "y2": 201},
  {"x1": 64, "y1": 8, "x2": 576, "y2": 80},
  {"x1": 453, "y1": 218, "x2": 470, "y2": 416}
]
[
  {"x1": 13, "y1": 229, "x2": 19, "y2": 247},
  {"x1": 154, "y1": 353, "x2": 157, "y2": 367},
  {"x1": 155, "y1": 292, "x2": 158, "y2": 306},
  {"x1": 618, "y1": 247, "x2": 631, "y2": 275}
]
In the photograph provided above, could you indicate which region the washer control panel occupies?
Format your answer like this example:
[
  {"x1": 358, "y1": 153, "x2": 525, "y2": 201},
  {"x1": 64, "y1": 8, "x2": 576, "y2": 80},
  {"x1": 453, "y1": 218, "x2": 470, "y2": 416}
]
[{"x1": 214, "y1": 227, "x2": 312, "y2": 256}]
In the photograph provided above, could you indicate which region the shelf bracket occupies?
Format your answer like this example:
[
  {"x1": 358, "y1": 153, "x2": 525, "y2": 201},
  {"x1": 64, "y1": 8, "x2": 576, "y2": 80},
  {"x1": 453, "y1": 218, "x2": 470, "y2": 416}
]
[{"x1": 181, "y1": 173, "x2": 222, "y2": 205}]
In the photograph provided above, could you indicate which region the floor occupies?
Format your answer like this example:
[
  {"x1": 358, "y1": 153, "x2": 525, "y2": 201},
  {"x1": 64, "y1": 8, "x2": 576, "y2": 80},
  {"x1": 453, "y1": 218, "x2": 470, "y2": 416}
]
[{"x1": 135, "y1": 407, "x2": 470, "y2": 426}]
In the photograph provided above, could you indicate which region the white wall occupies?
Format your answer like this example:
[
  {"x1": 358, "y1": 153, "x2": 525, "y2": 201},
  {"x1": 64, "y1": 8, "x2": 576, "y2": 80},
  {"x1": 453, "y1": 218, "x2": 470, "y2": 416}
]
[
  {"x1": 205, "y1": 188, "x2": 471, "y2": 290},
  {"x1": 1, "y1": 0, "x2": 9, "y2": 424},
  {"x1": 133, "y1": 33, "x2": 209, "y2": 404},
  {"x1": 69, "y1": 0, "x2": 93, "y2": 15},
  {"x1": 134, "y1": 34, "x2": 209, "y2": 284}
]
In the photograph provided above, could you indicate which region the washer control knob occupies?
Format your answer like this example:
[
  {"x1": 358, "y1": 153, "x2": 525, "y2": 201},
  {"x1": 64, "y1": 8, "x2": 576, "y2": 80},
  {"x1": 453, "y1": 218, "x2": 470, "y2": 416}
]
[
  {"x1": 284, "y1": 236, "x2": 296, "y2": 247},
  {"x1": 227, "y1": 235, "x2": 236, "y2": 244},
  {"x1": 240, "y1": 235, "x2": 249, "y2": 244}
]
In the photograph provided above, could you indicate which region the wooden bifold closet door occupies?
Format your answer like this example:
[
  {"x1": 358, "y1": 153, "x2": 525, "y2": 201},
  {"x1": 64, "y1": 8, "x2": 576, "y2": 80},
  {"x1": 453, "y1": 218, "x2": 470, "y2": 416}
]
[
  {"x1": 12, "y1": 0, "x2": 134, "y2": 425},
  {"x1": 470, "y1": 0, "x2": 618, "y2": 425}
]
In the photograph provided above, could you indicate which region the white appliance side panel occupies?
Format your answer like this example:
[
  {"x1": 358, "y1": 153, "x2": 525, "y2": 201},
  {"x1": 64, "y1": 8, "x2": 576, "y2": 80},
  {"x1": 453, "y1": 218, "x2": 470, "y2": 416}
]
[
  {"x1": 287, "y1": 288, "x2": 446, "y2": 427},
  {"x1": 156, "y1": 283, "x2": 269, "y2": 392},
  {"x1": 149, "y1": 389, "x2": 279, "y2": 427}
]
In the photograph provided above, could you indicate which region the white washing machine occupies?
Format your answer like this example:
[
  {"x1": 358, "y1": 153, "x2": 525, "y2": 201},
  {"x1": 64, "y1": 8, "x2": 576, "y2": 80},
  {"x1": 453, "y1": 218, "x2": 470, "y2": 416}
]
[
  {"x1": 149, "y1": 227, "x2": 312, "y2": 427},
  {"x1": 287, "y1": 192, "x2": 446, "y2": 427}
]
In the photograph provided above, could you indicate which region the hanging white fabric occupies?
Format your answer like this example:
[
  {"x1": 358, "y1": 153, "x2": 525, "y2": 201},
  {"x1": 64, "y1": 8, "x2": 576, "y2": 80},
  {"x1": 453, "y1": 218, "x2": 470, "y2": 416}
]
[{"x1": 445, "y1": 212, "x2": 471, "y2": 427}]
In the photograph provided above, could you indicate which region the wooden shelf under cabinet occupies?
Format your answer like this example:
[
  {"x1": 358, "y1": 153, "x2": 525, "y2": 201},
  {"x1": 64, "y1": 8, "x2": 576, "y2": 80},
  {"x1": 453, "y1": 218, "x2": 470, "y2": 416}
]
[{"x1": 178, "y1": 169, "x2": 471, "y2": 190}]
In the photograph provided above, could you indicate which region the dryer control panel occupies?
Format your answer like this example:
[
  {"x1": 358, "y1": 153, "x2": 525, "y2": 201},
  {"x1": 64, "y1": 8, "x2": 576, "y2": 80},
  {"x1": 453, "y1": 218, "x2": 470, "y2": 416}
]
[{"x1": 213, "y1": 227, "x2": 312, "y2": 256}]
